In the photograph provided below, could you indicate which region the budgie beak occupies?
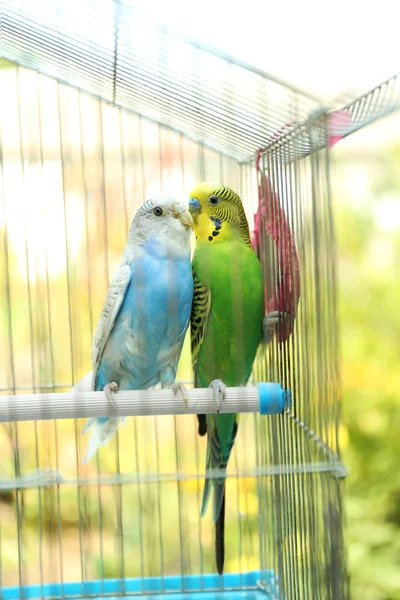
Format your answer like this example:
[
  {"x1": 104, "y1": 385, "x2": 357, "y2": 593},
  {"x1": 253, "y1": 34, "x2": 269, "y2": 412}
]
[
  {"x1": 189, "y1": 197, "x2": 201, "y2": 222},
  {"x1": 172, "y1": 202, "x2": 194, "y2": 230}
]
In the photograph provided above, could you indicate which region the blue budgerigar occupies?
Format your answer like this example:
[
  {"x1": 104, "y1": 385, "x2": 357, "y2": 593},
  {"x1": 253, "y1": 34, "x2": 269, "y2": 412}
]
[{"x1": 80, "y1": 195, "x2": 194, "y2": 463}]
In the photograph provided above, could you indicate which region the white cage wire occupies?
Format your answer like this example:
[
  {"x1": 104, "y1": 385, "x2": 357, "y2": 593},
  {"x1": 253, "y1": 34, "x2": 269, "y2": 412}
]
[{"x1": 1, "y1": 2, "x2": 400, "y2": 599}]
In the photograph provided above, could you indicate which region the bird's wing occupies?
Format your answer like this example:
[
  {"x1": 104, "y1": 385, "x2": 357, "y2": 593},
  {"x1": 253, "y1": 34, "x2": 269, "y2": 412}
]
[
  {"x1": 91, "y1": 263, "x2": 132, "y2": 389},
  {"x1": 190, "y1": 269, "x2": 211, "y2": 380}
]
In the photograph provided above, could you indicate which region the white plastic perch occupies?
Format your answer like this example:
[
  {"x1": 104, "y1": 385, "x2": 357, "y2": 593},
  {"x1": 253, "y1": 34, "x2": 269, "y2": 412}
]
[{"x1": 0, "y1": 383, "x2": 292, "y2": 423}]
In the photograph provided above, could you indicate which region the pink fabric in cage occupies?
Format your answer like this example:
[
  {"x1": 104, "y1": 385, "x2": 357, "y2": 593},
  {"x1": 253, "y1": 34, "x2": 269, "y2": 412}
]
[
  {"x1": 251, "y1": 150, "x2": 301, "y2": 343},
  {"x1": 327, "y1": 109, "x2": 352, "y2": 149},
  {"x1": 251, "y1": 108, "x2": 352, "y2": 342}
]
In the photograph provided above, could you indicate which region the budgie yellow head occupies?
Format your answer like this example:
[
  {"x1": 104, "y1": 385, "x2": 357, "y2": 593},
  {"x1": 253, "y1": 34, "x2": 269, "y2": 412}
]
[{"x1": 188, "y1": 182, "x2": 251, "y2": 245}]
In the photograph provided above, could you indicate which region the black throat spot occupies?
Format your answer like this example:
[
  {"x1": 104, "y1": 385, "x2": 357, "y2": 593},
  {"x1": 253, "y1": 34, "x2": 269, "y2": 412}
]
[
  {"x1": 208, "y1": 216, "x2": 222, "y2": 242},
  {"x1": 208, "y1": 229, "x2": 220, "y2": 242}
]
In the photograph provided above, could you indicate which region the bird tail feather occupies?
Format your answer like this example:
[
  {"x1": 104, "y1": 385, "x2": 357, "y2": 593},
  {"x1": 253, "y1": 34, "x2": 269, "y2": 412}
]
[
  {"x1": 200, "y1": 448, "x2": 226, "y2": 576},
  {"x1": 201, "y1": 414, "x2": 237, "y2": 575},
  {"x1": 200, "y1": 453, "x2": 225, "y2": 520},
  {"x1": 82, "y1": 417, "x2": 127, "y2": 464},
  {"x1": 215, "y1": 491, "x2": 226, "y2": 575}
]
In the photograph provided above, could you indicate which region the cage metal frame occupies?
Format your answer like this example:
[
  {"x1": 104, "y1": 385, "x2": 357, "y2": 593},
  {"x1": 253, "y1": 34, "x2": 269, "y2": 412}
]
[{"x1": 1, "y1": 2, "x2": 400, "y2": 599}]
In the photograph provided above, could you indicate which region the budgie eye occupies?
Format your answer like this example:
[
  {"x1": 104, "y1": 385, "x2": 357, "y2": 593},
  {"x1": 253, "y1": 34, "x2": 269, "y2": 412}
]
[
  {"x1": 153, "y1": 207, "x2": 164, "y2": 216},
  {"x1": 208, "y1": 195, "x2": 221, "y2": 206}
]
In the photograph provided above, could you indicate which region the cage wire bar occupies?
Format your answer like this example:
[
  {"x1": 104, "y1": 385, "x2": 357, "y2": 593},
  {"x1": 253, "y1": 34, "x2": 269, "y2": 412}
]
[{"x1": 1, "y1": 2, "x2": 399, "y2": 600}]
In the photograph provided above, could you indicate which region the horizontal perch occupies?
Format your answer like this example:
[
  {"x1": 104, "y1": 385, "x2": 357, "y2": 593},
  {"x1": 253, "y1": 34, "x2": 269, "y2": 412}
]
[{"x1": 0, "y1": 383, "x2": 292, "y2": 423}]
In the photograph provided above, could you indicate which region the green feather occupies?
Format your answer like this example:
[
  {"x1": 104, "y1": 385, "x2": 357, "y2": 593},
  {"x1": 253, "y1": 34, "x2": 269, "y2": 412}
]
[
  {"x1": 189, "y1": 181, "x2": 265, "y2": 574},
  {"x1": 192, "y1": 239, "x2": 264, "y2": 388},
  {"x1": 191, "y1": 231, "x2": 264, "y2": 574}
]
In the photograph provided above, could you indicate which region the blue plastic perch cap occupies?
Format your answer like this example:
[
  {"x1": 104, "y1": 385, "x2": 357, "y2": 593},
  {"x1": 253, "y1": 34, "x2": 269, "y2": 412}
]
[{"x1": 258, "y1": 382, "x2": 292, "y2": 415}]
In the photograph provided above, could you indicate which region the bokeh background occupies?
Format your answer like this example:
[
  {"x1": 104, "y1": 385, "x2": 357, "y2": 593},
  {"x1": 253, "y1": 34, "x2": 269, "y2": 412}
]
[
  {"x1": 1, "y1": 1, "x2": 400, "y2": 597},
  {"x1": 333, "y1": 116, "x2": 400, "y2": 599}
]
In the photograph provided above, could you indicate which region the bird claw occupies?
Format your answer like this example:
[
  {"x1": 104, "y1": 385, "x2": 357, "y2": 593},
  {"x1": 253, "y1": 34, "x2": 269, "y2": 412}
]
[
  {"x1": 263, "y1": 311, "x2": 293, "y2": 343},
  {"x1": 104, "y1": 381, "x2": 119, "y2": 409},
  {"x1": 209, "y1": 379, "x2": 227, "y2": 414},
  {"x1": 171, "y1": 383, "x2": 189, "y2": 409}
]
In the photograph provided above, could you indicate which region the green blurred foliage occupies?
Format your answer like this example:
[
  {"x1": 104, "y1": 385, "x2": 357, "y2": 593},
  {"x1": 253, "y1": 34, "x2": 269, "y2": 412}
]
[{"x1": 334, "y1": 138, "x2": 400, "y2": 599}]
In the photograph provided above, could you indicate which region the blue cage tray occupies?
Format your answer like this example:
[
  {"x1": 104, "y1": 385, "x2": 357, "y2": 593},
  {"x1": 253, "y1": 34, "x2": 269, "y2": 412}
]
[{"x1": 1, "y1": 571, "x2": 277, "y2": 599}]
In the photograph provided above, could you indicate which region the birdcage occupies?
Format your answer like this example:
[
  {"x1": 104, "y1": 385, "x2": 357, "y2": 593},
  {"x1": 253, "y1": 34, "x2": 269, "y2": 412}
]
[{"x1": 1, "y1": 2, "x2": 400, "y2": 599}]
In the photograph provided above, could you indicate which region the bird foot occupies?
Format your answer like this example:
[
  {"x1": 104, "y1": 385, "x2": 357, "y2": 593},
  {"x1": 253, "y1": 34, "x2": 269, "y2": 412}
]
[
  {"x1": 209, "y1": 379, "x2": 227, "y2": 414},
  {"x1": 171, "y1": 383, "x2": 189, "y2": 409},
  {"x1": 104, "y1": 381, "x2": 119, "y2": 409},
  {"x1": 262, "y1": 311, "x2": 293, "y2": 343}
]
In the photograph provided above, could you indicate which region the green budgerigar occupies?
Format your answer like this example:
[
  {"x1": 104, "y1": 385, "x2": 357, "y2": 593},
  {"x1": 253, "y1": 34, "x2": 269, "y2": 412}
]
[{"x1": 189, "y1": 182, "x2": 277, "y2": 574}]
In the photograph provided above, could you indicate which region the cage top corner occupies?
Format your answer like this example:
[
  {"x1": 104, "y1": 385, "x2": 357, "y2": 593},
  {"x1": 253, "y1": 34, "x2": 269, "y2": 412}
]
[{"x1": 2, "y1": 0, "x2": 325, "y2": 162}]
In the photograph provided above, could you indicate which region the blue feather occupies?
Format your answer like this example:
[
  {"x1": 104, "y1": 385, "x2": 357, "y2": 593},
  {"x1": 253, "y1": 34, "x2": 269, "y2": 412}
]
[{"x1": 83, "y1": 237, "x2": 193, "y2": 463}]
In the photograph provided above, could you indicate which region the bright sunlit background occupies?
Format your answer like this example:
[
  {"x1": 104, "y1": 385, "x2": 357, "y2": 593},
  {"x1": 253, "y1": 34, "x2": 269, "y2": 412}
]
[
  {"x1": 1, "y1": 1, "x2": 400, "y2": 598},
  {"x1": 133, "y1": 0, "x2": 400, "y2": 102}
]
